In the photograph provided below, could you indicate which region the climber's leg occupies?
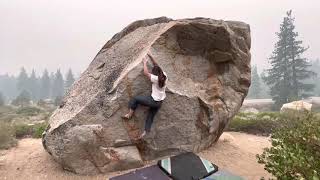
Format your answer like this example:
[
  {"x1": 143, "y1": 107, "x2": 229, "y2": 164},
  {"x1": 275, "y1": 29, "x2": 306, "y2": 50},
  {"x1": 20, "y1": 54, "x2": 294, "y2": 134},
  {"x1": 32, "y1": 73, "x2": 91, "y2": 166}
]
[
  {"x1": 123, "y1": 95, "x2": 157, "y2": 119},
  {"x1": 138, "y1": 107, "x2": 160, "y2": 139},
  {"x1": 145, "y1": 107, "x2": 159, "y2": 132}
]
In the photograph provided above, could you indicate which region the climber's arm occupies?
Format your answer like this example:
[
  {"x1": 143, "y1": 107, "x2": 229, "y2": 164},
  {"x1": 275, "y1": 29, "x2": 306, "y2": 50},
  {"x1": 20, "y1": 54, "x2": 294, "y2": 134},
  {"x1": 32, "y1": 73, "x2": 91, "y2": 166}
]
[
  {"x1": 147, "y1": 53, "x2": 158, "y2": 66},
  {"x1": 143, "y1": 58, "x2": 151, "y2": 80}
]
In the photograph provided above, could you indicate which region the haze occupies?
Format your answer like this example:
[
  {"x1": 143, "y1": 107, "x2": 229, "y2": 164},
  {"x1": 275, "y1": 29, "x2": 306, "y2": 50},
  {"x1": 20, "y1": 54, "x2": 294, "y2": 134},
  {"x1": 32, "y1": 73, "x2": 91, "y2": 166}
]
[{"x1": 0, "y1": 0, "x2": 319, "y2": 76}]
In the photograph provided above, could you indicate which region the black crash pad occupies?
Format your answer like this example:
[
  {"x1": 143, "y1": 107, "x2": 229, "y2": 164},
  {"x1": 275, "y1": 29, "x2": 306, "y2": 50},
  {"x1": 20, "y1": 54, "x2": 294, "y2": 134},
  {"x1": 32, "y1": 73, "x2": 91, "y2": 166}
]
[
  {"x1": 202, "y1": 169, "x2": 244, "y2": 180},
  {"x1": 110, "y1": 165, "x2": 171, "y2": 180},
  {"x1": 158, "y1": 152, "x2": 218, "y2": 180}
]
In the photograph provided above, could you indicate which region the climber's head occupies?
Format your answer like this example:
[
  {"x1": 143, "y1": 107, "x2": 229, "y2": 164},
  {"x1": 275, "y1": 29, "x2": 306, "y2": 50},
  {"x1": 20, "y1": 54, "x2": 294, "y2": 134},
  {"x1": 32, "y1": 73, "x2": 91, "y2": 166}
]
[{"x1": 152, "y1": 65, "x2": 166, "y2": 88}]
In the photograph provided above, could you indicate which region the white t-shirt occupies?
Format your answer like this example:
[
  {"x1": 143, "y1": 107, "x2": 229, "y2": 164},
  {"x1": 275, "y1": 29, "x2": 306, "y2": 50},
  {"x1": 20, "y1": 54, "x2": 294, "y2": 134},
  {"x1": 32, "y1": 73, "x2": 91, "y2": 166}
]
[{"x1": 150, "y1": 72, "x2": 167, "y2": 101}]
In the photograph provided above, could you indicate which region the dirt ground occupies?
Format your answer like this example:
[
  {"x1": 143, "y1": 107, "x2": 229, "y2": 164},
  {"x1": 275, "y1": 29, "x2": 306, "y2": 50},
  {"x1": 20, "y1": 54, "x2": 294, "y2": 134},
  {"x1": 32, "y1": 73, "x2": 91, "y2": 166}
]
[{"x1": 0, "y1": 132, "x2": 271, "y2": 180}]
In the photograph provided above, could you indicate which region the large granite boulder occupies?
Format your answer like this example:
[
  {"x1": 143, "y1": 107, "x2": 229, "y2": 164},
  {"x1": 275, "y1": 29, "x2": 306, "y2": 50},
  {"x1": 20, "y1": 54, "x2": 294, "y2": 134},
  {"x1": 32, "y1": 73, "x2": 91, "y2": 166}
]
[{"x1": 42, "y1": 17, "x2": 251, "y2": 174}]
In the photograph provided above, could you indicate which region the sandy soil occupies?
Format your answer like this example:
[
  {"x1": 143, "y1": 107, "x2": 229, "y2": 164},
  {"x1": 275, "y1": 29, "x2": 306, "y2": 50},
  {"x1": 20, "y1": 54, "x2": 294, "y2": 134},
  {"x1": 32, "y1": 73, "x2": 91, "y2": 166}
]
[
  {"x1": 0, "y1": 132, "x2": 271, "y2": 180},
  {"x1": 200, "y1": 132, "x2": 272, "y2": 180}
]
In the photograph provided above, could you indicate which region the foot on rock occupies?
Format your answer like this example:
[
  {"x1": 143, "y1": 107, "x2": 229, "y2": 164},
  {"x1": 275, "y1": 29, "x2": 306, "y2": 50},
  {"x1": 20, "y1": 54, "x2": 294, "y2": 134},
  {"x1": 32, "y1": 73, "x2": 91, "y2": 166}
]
[
  {"x1": 121, "y1": 114, "x2": 132, "y2": 120},
  {"x1": 137, "y1": 131, "x2": 147, "y2": 140}
]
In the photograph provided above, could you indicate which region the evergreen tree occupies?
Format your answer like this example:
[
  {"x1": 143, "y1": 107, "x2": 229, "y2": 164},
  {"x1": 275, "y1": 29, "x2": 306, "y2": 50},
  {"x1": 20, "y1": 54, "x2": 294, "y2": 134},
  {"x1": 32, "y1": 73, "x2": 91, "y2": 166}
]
[
  {"x1": 17, "y1": 67, "x2": 29, "y2": 92},
  {"x1": 247, "y1": 65, "x2": 262, "y2": 99},
  {"x1": 54, "y1": 96, "x2": 63, "y2": 107},
  {"x1": 51, "y1": 69, "x2": 64, "y2": 98},
  {"x1": 310, "y1": 59, "x2": 320, "y2": 96},
  {"x1": 12, "y1": 90, "x2": 31, "y2": 107},
  {"x1": 65, "y1": 68, "x2": 75, "y2": 91},
  {"x1": 0, "y1": 91, "x2": 5, "y2": 106},
  {"x1": 39, "y1": 69, "x2": 51, "y2": 99},
  {"x1": 29, "y1": 69, "x2": 39, "y2": 100},
  {"x1": 263, "y1": 10, "x2": 315, "y2": 108},
  {"x1": 49, "y1": 72, "x2": 55, "y2": 98},
  {"x1": 260, "y1": 71, "x2": 272, "y2": 99},
  {"x1": 0, "y1": 74, "x2": 18, "y2": 101}
]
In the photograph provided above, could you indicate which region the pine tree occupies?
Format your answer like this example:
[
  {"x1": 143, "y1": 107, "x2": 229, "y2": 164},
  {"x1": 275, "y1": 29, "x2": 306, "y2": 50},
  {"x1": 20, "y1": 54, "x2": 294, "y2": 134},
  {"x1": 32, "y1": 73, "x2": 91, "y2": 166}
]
[
  {"x1": 260, "y1": 71, "x2": 272, "y2": 99},
  {"x1": 17, "y1": 67, "x2": 29, "y2": 93},
  {"x1": 0, "y1": 74, "x2": 18, "y2": 101},
  {"x1": 263, "y1": 10, "x2": 315, "y2": 108},
  {"x1": 311, "y1": 59, "x2": 320, "y2": 96},
  {"x1": 12, "y1": 90, "x2": 31, "y2": 107},
  {"x1": 304, "y1": 59, "x2": 320, "y2": 97},
  {"x1": 29, "y1": 69, "x2": 39, "y2": 100},
  {"x1": 0, "y1": 91, "x2": 5, "y2": 106},
  {"x1": 40, "y1": 69, "x2": 51, "y2": 99},
  {"x1": 51, "y1": 69, "x2": 64, "y2": 98},
  {"x1": 65, "y1": 68, "x2": 75, "y2": 91},
  {"x1": 49, "y1": 72, "x2": 55, "y2": 98},
  {"x1": 247, "y1": 65, "x2": 262, "y2": 99}
]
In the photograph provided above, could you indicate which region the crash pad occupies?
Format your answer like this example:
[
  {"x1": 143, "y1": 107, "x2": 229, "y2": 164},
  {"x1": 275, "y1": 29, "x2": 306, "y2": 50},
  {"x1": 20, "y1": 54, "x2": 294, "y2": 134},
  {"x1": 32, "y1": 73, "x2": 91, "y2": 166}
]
[
  {"x1": 202, "y1": 169, "x2": 244, "y2": 180},
  {"x1": 109, "y1": 165, "x2": 170, "y2": 180},
  {"x1": 158, "y1": 152, "x2": 218, "y2": 180}
]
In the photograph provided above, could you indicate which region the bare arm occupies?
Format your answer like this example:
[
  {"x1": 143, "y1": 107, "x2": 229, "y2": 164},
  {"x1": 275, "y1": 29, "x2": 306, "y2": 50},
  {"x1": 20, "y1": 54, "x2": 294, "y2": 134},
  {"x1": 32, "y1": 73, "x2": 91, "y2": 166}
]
[
  {"x1": 147, "y1": 54, "x2": 158, "y2": 66},
  {"x1": 143, "y1": 58, "x2": 151, "y2": 80}
]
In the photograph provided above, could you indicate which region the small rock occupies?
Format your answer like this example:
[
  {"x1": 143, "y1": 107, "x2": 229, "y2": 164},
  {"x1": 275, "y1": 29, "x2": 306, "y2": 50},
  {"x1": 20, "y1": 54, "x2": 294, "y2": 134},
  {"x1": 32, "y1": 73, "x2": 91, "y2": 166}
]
[
  {"x1": 280, "y1": 100, "x2": 312, "y2": 113},
  {"x1": 220, "y1": 133, "x2": 235, "y2": 142},
  {"x1": 261, "y1": 115, "x2": 271, "y2": 120},
  {"x1": 114, "y1": 139, "x2": 133, "y2": 147},
  {"x1": 242, "y1": 107, "x2": 259, "y2": 114}
]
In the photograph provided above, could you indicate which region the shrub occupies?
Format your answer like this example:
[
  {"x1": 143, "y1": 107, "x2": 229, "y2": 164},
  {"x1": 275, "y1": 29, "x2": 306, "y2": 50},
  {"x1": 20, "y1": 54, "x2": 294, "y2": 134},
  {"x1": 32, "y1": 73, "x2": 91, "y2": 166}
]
[
  {"x1": 227, "y1": 112, "x2": 280, "y2": 135},
  {"x1": 0, "y1": 106, "x2": 16, "y2": 122},
  {"x1": 257, "y1": 113, "x2": 320, "y2": 179},
  {"x1": 0, "y1": 122, "x2": 17, "y2": 149},
  {"x1": 16, "y1": 106, "x2": 42, "y2": 116},
  {"x1": 0, "y1": 105, "x2": 15, "y2": 114},
  {"x1": 312, "y1": 106, "x2": 320, "y2": 113},
  {"x1": 54, "y1": 96, "x2": 63, "y2": 107},
  {"x1": 14, "y1": 123, "x2": 33, "y2": 138},
  {"x1": 14, "y1": 122, "x2": 48, "y2": 138},
  {"x1": 32, "y1": 123, "x2": 47, "y2": 138},
  {"x1": 11, "y1": 90, "x2": 31, "y2": 107},
  {"x1": 37, "y1": 99, "x2": 46, "y2": 107}
]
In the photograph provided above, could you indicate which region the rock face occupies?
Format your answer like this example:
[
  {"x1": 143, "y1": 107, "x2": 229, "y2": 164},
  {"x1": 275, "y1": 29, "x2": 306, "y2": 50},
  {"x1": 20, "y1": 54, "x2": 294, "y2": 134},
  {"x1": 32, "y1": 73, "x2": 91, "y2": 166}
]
[{"x1": 42, "y1": 17, "x2": 251, "y2": 174}]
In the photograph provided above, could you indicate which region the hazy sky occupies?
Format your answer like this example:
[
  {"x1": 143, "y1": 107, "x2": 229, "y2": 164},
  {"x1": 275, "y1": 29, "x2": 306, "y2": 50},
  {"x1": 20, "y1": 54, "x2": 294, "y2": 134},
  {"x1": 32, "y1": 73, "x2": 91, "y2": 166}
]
[{"x1": 0, "y1": 0, "x2": 319, "y2": 76}]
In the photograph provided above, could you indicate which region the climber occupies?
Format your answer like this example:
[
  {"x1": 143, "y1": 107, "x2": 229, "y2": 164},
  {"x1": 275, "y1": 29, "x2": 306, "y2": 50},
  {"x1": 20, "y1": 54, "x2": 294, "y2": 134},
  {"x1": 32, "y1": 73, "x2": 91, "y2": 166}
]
[{"x1": 122, "y1": 52, "x2": 168, "y2": 139}]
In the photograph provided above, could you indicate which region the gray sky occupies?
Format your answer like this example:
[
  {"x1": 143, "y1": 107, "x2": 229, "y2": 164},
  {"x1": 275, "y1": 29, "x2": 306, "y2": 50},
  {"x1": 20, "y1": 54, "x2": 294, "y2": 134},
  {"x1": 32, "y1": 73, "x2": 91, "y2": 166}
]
[{"x1": 0, "y1": 0, "x2": 319, "y2": 76}]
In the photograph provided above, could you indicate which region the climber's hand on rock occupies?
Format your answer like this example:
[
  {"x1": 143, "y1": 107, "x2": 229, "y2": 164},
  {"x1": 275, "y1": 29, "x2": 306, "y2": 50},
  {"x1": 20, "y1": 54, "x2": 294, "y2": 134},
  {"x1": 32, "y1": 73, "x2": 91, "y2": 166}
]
[
  {"x1": 147, "y1": 53, "x2": 158, "y2": 66},
  {"x1": 143, "y1": 57, "x2": 148, "y2": 63}
]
